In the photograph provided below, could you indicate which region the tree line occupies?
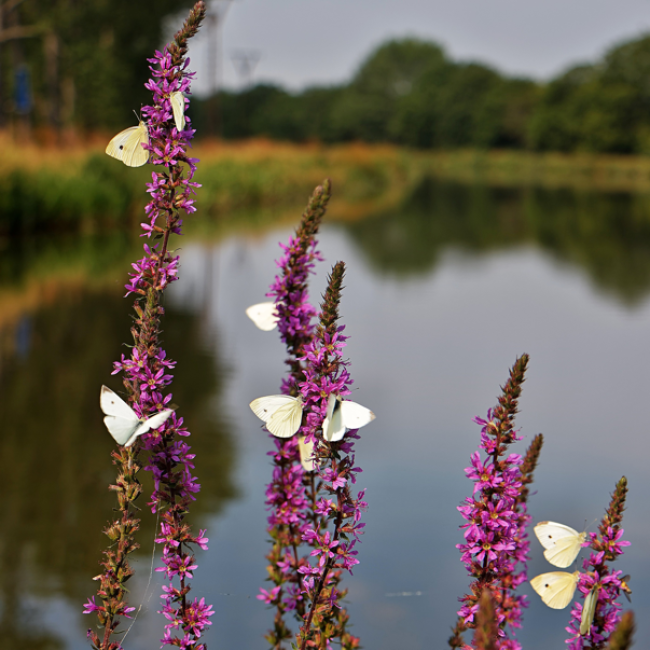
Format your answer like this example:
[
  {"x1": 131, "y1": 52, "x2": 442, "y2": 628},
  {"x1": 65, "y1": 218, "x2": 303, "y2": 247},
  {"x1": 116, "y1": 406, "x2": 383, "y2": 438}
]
[
  {"x1": 3, "y1": 0, "x2": 650, "y2": 154},
  {"x1": 196, "y1": 34, "x2": 650, "y2": 154}
]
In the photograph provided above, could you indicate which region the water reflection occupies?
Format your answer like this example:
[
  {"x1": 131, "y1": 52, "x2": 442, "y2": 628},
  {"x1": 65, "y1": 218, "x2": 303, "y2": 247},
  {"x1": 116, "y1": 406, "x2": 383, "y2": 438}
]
[
  {"x1": 0, "y1": 290, "x2": 236, "y2": 649},
  {"x1": 2, "y1": 177, "x2": 650, "y2": 649},
  {"x1": 345, "y1": 176, "x2": 650, "y2": 304}
]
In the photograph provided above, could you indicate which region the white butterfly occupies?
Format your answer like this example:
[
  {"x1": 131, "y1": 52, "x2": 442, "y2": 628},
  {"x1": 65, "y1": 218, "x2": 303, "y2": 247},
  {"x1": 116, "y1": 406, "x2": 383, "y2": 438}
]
[
  {"x1": 530, "y1": 570, "x2": 580, "y2": 609},
  {"x1": 250, "y1": 394, "x2": 303, "y2": 438},
  {"x1": 580, "y1": 586, "x2": 598, "y2": 635},
  {"x1": 105, "y1": 119, "x2": 150, "y2": 167},
  {"x1": 100, "y1": 385, "x2": 173, "y2": 447},
  {"x1": 170, "y1": 91, "x2": 186, "y2": 131},
  {"x1": 534, "y1": 521, "x2": 587, "y2": 568},
  {"x1": 322, "y1": 393, "x2": 375, "y2": 442},
  {"x1": 298, "y1": 435, "x2": 315, "y2": 472},
  {"x1": 245, "y1": 302, "x2": 279, "y2": 331}
]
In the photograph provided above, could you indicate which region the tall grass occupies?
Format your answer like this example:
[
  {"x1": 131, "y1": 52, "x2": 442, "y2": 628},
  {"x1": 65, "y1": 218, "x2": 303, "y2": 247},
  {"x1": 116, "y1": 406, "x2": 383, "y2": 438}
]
[{"x1": 5, "y1": 135, "x2": 650, "y2": 236}]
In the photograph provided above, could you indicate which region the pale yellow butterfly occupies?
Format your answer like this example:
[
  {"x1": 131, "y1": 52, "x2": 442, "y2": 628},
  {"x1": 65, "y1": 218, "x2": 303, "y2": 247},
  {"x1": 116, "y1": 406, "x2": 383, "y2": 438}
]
[
  {"x1": 298, "y1": 435, "x2": 315, "y2": 472},
  {"x1": 246, "y1": 301, "x2": 279, "y2": 331},
  {"x1": 534, "y1": 521, "x2": 587, "y2": 568},
  {"x1": 100, "y1": 385, "x2": 173, "y2": 447},
  {"x1": 170, "y1": 91, "x2": 186, "y2": 131},
  {"x1": 580, "y1": 586, "x2": 598, "y2": 635},
  {"x1": 530, "y1": 570, "x2": 580, "y2": 609},
  {"x1": 105, "y1": 119, "x2": 150, "y2": 167},
  {"x1": 322, "y1": 393, "x2": 375, "y2": 442},
  {"x1": 250, "y1": 394, "x2": 303, "y2": 438}
]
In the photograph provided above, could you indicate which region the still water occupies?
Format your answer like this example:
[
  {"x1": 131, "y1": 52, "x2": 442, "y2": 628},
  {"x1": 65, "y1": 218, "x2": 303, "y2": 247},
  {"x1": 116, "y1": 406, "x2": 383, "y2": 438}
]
[{"x1": 1, "y1": 179, "x2": 649, "y2": 649}]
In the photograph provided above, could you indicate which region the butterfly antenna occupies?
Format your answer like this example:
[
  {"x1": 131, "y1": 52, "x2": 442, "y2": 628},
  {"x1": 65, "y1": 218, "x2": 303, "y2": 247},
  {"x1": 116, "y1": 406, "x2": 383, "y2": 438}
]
[{"x1": 121, "y1": 510, "x2": 160, "y2": 643}]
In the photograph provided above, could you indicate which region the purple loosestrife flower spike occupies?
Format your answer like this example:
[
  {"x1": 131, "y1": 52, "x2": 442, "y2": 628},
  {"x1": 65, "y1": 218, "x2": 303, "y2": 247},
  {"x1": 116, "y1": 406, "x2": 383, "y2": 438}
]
[
  {"x1": 259, "y1": 182, "x2": 332, "y2": 648},
  {"x1": 565, "y1": 477, "x2": 631, "y2": 650},
  {"x1": 267, "y1": 179, "x2": 330, "y2": 391},
  {"x1": 297, "y1": 262, "x2": 364, "y2": 650},
  {"x1": 85, "y1": 5, "x2": 213, "y2": 650},
  {"x1": 452, "y1": 354, "x2": 537, "y2": 650}
]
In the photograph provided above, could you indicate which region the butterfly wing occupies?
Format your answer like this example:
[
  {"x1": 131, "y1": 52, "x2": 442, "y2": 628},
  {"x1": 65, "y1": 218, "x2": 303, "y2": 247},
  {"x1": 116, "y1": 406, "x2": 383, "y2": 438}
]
[
  {"x1": 530, "y1": 571, "x2": 579, "y2": 609},
  {"x1": 323, "y1": 395, "x2": 375, "y2": 442},
  {"x1": 250, "y1": 395, "x2": 303, "y2": 438},
  {"x1": 170, "y1": 91, "x2": 186, "y2": 131},
  {"x1": 121, "y1": 121, "x2": 150, "y2": 167},
  {"x1": 266, "y1": 399, "x2": 303, "y2": 438},
  {"x1": 535, "y1": 522, "x2": 585, "y2": 567},
  {"x1": 323, "y1": 394, "x2": 345, "y2": 442},
  {"x1": 100, "y1": 385, "x2": 140, "y2": 445},
  {"x1": 340, "y1": 400, "x2": 375, "y2": 430},
  {"x1": 246, "y1": 302, "x2": 279, "y2": 331},
  {"x1": 106, "y1": 126, "x2": 139, "y2": 161},
  {"x1": 580, "y1": 587, "x2": 598, "y2": 635},
  {"x1": 250, "y1": 395, "x2": 296, "y2": 422},
  {"x1": 101, "y1": 385, "x2": 138, "y2": 418},
  {"x1": 298, "y1": 435, "x2": 315, "y2": 472},
  {"x1": 534, "y1": 522, "x2": 581, "y2": 550},
  {"x1": 543, "y1": 533, "x2": 586, "y2": 568},
  {"x1": 126, "y1": 409, "x2": 174, "y2": 447}
]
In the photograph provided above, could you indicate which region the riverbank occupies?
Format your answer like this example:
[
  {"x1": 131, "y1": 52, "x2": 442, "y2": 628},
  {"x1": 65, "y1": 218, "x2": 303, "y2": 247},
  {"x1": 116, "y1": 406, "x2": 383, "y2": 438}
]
[{"x1": 3, "y1": 134, "x2": 650, "y2": 236}]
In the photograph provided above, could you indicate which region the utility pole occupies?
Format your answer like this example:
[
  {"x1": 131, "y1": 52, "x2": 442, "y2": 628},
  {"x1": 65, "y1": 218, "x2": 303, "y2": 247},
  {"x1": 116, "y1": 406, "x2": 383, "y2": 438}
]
[
  {"x1": 231, "y1": 49, "x2": 260, "y2": 89},
  {"x1": 205, "y1": 0, "x2": 234, "y2": 138}
]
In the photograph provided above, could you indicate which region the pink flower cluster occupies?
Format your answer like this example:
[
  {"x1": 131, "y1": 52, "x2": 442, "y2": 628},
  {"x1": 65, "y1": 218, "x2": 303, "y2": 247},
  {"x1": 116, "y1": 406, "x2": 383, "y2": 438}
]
[
  {"x1": 266, "y1": 223, "x2": 321, "y2": 393},
  {"x1": 453, "y1": 356, "x2": 535, "y2": 650},
  {"x1": 106, "y1": 39, "x2": 213, "y2": 650},
  {"x1": 256, "y1": 186, "x2": 330, "y2": 633},
  {"x1": 565, "y1": 478, "x2": 630, "y2": 649},
  {"x1": 457, "y1": 411, "x2": 529, "y2": 648},
  {"x1": 298, "y1": 325, "x2": 367, "y2": 585}
]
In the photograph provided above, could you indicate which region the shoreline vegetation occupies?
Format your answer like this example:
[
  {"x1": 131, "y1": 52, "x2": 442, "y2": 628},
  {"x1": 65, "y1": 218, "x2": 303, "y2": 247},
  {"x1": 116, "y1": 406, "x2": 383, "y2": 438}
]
[
  {"x1": 4, "y1": 135, "x2": 650, "y2": 237},
  {"x1": 5, "y1": 136, "x2": 650, "y2": 352}
]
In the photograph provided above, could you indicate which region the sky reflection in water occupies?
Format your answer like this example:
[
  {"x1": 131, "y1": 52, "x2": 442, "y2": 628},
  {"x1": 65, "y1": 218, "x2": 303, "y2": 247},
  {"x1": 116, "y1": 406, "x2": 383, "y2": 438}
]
[{"x1": 1, "y1": 183, "x2": 649, "y2": 649}]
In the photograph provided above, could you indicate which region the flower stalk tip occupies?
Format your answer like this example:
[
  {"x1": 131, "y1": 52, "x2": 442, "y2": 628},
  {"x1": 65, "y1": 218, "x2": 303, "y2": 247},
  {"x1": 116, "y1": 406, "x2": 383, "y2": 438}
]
[{"x1": 605, "y1": 611, "x2": 635, "y2": 650}]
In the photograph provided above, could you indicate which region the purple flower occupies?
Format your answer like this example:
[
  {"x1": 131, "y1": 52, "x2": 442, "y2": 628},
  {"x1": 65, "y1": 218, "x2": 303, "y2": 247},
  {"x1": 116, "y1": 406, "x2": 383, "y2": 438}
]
[
  {"x1": 453, "y1": 356, "x2": 538, "y2": 650},
  {"x1": 257, "y1": 184, "x2": 331, "y2": 639},
  {"x1": 86, "y1": 8, "x2": 214, "y2": 650}
]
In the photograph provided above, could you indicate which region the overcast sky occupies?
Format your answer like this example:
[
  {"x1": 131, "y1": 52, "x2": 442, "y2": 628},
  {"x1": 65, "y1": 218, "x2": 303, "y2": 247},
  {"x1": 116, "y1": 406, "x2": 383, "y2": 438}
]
[{"x1": 182, "y1": 0, "x2": 650, "y2": 95}]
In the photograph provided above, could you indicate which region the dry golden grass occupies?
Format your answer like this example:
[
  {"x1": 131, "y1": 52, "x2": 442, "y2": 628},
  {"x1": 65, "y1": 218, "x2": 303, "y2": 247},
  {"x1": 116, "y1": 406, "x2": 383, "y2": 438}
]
[{"x1": 5, "y1": 130, "x2": 650, "y2": 192}]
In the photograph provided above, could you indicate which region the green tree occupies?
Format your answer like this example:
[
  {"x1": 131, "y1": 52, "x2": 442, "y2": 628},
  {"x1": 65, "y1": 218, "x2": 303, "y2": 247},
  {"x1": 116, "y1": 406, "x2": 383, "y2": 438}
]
[
  {"x1": 329, "y1": 38, "x2": 447, "y2": 142},
  {"x1": 3, "y1": 0, "x2": 194, "y2": 130}
]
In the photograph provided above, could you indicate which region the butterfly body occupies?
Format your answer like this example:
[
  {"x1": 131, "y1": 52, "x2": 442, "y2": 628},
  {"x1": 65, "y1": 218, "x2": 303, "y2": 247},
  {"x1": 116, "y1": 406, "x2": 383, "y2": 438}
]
[
  {"x1": 105, "y1": 120, "x2": 150, "y2": 167},
  {"x1": 100, "y1": 385, "x2": 173, "y2": 446},
  {"x1": 534, "y1": 521, "x2": 586, "y2": 567},
  {"x1": 250, "y1": 394, "x2": 303, "y2": 438},
  {"x1": 322, "y1": 393, "x2": 375, "y2": 442},
  {"x1": 530, "y1": 570, "x2": 580, "y2": 609}
]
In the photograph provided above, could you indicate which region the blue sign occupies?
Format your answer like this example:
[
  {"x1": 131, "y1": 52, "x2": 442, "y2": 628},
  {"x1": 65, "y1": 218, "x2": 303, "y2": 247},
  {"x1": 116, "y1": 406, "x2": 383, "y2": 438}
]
[{"x1": 15, "y1": 65, "x2": 32, "y2": 114}]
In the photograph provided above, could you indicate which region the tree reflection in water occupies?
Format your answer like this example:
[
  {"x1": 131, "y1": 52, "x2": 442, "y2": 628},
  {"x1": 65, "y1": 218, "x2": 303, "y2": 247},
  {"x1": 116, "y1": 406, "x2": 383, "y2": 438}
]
[
  {"x1": 344, "y1": 176, "x2": 650, "y2": 306},
  {"x1": 0, "y1": 290, "x2": 236, "y2": 649}
]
